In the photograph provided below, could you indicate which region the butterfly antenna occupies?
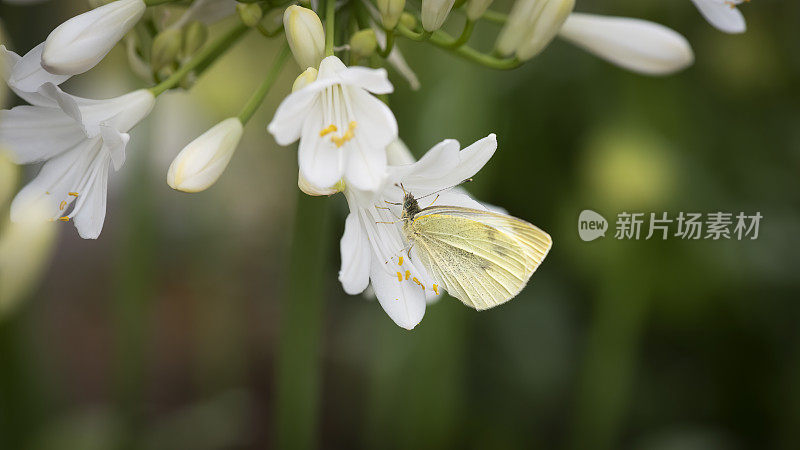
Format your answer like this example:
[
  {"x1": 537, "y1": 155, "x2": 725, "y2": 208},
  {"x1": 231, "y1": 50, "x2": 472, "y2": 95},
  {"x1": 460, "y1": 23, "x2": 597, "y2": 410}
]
[{"x1": 416, "y1": 178, "x2": 474, "y2": 200}]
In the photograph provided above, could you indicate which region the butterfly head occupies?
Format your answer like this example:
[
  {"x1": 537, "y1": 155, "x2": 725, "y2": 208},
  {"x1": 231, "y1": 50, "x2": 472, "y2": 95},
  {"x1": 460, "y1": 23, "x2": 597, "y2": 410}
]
[{"x1": 401, "y1": 192, "x2": 421, "y2": 220}]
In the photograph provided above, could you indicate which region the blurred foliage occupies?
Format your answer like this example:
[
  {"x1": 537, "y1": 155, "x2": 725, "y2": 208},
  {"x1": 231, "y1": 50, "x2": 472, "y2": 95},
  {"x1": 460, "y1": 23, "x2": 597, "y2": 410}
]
[{"x1": 1, "y1": 0, "x2": 800, "y2": 449}]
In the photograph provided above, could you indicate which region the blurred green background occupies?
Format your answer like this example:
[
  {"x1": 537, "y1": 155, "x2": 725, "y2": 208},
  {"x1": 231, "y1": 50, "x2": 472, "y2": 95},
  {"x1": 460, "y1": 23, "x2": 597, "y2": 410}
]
[{"x1": 1, "y1": 0, "x2": 800, "y2": 449}]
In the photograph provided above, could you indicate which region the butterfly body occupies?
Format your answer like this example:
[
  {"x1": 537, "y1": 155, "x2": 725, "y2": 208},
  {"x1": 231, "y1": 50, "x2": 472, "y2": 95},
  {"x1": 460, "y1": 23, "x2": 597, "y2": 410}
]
[{"x1": 399, "y1": 193, "x2": 552, "y2": 310}]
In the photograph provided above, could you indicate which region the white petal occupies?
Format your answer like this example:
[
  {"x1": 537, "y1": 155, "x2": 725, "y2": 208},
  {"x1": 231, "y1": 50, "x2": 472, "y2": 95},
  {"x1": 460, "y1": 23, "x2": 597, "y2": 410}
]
[
  {"x1": 691, "y1": 0, "x2": 746, "y2": 34},
  {"x1": 559, "y1": 13, "x2": 694, "y2": 76},
  {"x1": 341, "y1": 88, "x2": 396, "y2": 191},
  {"x1": 402, "y1": 134, "x2": 497, "y2": 191},
  {"x1": 297, "y1": 106, "x2": 344, "y2": 189},
  {"x1": 2, "y1": 44, "x2": 70, "y2": 93},
  {"x1": 267, "y1": 83, "x2": 333, "y2": 145},
  {"x1": 70, "y1": 153, "x2": 111, "y2": 239},
  {"x1": 0, "y1": 105, "x2": 86, "y2": 163},
  {"x1": 339, "y1": 213, "x2": 371, "y2": 295},
  {"x1": 317, "y1": 55, "x2": 347, "y2": 79},
  {"x1": 369, "y1": 252, "x2": 426, "y2": 330},
  {"x1": 100, "y1": 125, "x2": 130, "y2": 171},
  {"x1": 338, "y1": 66, "x2": 394, "y2": 94}
]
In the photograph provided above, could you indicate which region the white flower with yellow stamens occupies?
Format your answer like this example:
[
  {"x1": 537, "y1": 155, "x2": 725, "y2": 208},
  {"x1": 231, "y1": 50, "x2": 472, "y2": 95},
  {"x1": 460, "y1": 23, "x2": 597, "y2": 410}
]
[
  {"x1": 339, "y1": 134, "x2": 497, "y2": 329},
  {"x1": 267, "y1": 55, "x2": 397, "y2": 193}
]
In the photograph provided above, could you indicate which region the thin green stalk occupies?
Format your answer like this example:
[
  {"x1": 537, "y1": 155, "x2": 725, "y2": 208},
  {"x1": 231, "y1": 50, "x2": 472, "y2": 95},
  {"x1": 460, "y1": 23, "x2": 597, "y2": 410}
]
[
  {"x1": 377, "y1": 29, "x2": 395, "y2": 57},
  {"x1": 447, "y1": 19, "x2": 475, "y2": 49},
  {"x1": 481, "y1": 9, "x2": 508, "y2": 25},
  {"x1": 324, "y1": 0, "x2": 336, "y2": 56},
  {"x1": 144, "y1": 0, "x2": 180, "y2": 6},
  {"x1": 275, "y1": 192, "x2": 332, "y2": 450},
  {"x1": 149, "y1": 22, "x2": 250, "y2": 97},
  {"x1": 396, "y1": 24, "x2": 521, "y2": 70},
  {"x1": 237, "y1": 44, "x2": 290, "y2": 124}
]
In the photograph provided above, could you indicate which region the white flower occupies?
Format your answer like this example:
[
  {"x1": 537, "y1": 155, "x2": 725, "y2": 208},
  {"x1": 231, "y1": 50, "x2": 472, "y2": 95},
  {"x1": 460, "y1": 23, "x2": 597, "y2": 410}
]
[
  {"x1": 167, "y1": 117, "x2": 244, "y2": 193},
  {"x1": 284, "y1": 5, "x2": 326, "y2": 70},
  {"x1": 691, "y1": 0, "x2": 747, "y2": 34},
  {"x1": 339, "y1": 134, "x2": 497, "y2": 329},
  {"x1": 558, "y1": 13, "x2": 694, "y2": 76},
  {"x1": 496, "y1": 0, "x2": 575, "y2": 59},
  {"x1": 466, "y1": 0, "x2": 494, "y2": 21},
  {"x1": 0, "y1": 48, "x2": 154, "y2": 238},
  {"x1": 2, "y1": 44, "x2": 70, "y2": 94},
  {"x1": 421, "y1": 0, "x2": 456, "y2": 32},
  {"x1": 41, "y1": 0, "x2": 146, "y2": 76},
  {"x1": 267, "y1": 56, "x2": 397, "y2": 193}
]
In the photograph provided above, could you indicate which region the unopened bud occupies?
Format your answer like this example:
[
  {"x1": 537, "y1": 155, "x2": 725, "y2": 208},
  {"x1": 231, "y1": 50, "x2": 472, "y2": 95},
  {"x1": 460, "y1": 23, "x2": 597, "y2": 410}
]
[
  {"x1": 151, "y1": 27, "x2": 183, "y2": 72},
  {"x1": 284, "y1": 5, "x2": 325, "y2": 69},
  {"x1": 167, "y1": 118, "x2": 244, "y2": 193},
  {"x1": 236, "y1": 2, "x2": 263, "y2": 28},
  {"x1": 292, "y1": 67, "x2": 318, "y2": 92},
  {"x1": 421, "y1": 0, "x2": 456, "y2": 32},
  {"x1": 465, "y1": 0, "x2": 494, "y2": 21},
  {"x1": 350, "y1": 29, "x2": 377, "y2": 59},
  {"x1": 183, "y1": 21, "x2": 208, "y2": 57},
  {"x1": 377, "y1": 0, "x2": 405, "y2": 29},
  {"x1": 399, "y1": 12, "x2": 417, "y2": 30},
  {"x1": 516, "y1": 0, "x2": 574, "y2": 60}
]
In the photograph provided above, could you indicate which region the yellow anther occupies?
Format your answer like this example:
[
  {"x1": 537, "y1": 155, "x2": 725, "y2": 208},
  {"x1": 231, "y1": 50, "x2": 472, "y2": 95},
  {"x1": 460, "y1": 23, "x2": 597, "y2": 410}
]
[
  {"x1": 405, "y1": 270, "x2": 410, "y2": 280},
  {"x1": 433, "y1": 284, "x2": 439, "y2": 295},
  {"x1": 68, "y1": 192, "x2": 79, "y2": 197},
  {"x1": 396, "y1": 271, "x2": 403, "y2": 282},
  {"x1": 58, "y1": 217, "x2": 70, "y2": 222},
  {"x1": 59, "y1": 201, "x2": 67, "y2": 211},
  {"x1": 319, "y1": 124, "x2": 337, "y2": 137},
  {"x1": 412, "y1": 277, "x2": 420, "y2": 285},
  {"x1": 398, "y1": 256, "x2": 404, "y2": 266}
]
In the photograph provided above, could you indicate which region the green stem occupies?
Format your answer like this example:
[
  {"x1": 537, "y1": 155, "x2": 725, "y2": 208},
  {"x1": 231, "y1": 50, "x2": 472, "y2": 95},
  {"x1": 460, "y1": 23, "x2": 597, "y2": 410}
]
[
  {"x1": 396, "y1": 25, "x2": 521, "y2": 70},
  {"x1": 275, "y1": 192, "x2": 332, "y2": 450},
  {"x1": 447, "y1": 19, "x2": 475, "y2": 49},
  {"x1": 324, "y1": 0, "x2": 336, "y2": 56},
  {"x1": 237, "y1": 44, "x2": 290, "y2": 124},
  {"x1": 257, "y1": 23, "x2": 284, "y2": 38},
  {"x1": 481, "y1": 9, "x2": 508, "y2": 25},
  {"x1": 377, "y1": 28, "x2": 395, "y2": 58},
  {"x1": 149, "y1": 22, "x2": 250, "y2": 97}
]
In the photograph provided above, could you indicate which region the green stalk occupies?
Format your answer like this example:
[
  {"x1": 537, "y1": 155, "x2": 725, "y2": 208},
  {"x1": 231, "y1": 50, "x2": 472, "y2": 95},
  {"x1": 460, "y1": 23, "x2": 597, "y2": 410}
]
[
  {"x1": 237, "y1": 44, "x2": 291, "y2": 124},
  {"x1": 275, "y1": 192, "x2": 332, "y2": 450},
  {"x1": 446, "y1": 19, "x2": 475, "y2": 49},
  {"x1": 377, "y1": 29, "x2": 395, "y2": 58},
  {"x1": 149, "y1": 22, "x2": 250, "y2": 97},
  {"x1": 324, "y1": 0, "x2": 336, "y2": 56},
  {"x1": 396, "y1": 24, "x2": 521, "y2": 70},
  {"x1": 144, "y1": 0, "x2": 180, "y2": 6},
  {"x1": 480, "y1": 9, "x2": 508, "y2": 25}
]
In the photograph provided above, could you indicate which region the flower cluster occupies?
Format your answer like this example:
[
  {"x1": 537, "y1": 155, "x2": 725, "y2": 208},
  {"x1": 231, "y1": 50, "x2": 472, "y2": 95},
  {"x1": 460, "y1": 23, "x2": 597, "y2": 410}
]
[{"x1": 0, "y1": 0, "x2": 753, "y2": 327}]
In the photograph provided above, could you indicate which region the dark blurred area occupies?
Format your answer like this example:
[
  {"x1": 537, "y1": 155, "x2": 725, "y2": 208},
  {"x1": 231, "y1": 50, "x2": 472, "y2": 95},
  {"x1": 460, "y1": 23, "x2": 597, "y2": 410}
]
[{"x1": 1, "y1": 0, "x2": 799, "y2": 449}]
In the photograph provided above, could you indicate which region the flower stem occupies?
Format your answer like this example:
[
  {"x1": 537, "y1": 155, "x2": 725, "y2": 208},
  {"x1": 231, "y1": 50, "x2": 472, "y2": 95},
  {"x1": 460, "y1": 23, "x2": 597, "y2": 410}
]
[
  {"x1": 324, "y1": 0, "x2": 336, "y2": 56},
  {"x1": 377, "y1": 29, "x2": 395, "y2": 58},
  {"x1": 149, "y1": 22, "x2": 250, "y2": 97},
  {"x1": 480, "y1": 9, "x2": 508, "y2": 25},
  {"x1": 396, "y1": 24, "x2": 521, "y2": 70},
  {"x1": 446, "y1": 19, "x2": 475, "y2": 49},
  {"x1": 237, "y1": 44, "x2": 290, "y2": 125},
  {"x1": 275, "y1": 191, "x2": 332, "y2": 450}
]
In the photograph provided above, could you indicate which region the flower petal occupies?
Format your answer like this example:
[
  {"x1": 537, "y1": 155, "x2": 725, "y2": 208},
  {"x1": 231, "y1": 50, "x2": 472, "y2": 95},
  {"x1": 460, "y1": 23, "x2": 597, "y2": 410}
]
[
  {"x1": 297, "y1": 105, "x2": 344, "y2": 189},
  {"x1": 558, "y1": 13, "x2": 694, "y2": 76},
  {"x1": 267, "y1": 84, "x2": 332, "y2": 145},
  {"x1": 339, "y1": 66, "x2": 394, "y2": 94},
  {"x1": 402, "y1": 134, "x2": 497, "y2": 192},
  {"x1": 0, "y1": 105, "x2": 87, "y2": 163},
  {"x1": 339, "y1": 212, "x2": 371, "y2": 295},
  {"x1": 369, "y1": 252, "x2": 426, "y2": 330},
  {"x1": 341, "y1": 87, "x2": 396, "y2": 191},
  {"x1": 70, "y1": 153, "x2": 111, "y2": 239},
  {"x1": 691, "y1": 0, "x2": 746, "y2": 34},
  {"x1": 2, "y1": 44, "x2": 70, "y2": 94}
]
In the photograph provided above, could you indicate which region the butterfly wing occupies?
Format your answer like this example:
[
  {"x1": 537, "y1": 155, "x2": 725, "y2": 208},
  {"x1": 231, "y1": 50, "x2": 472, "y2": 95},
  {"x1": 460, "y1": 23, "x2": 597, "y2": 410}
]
[{"x1": 407, "y1": 206, "x2": 552, "y2": 310}]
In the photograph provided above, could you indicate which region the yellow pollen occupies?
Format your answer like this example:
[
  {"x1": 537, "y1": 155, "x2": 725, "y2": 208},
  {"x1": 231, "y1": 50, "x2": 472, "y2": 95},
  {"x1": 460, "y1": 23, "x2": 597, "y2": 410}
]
[
  {"x1": 412, "y1": 277, "x2": 420, "y2": 285},
  {"x1": 405, "y1": 270, "x2": 410, "y2": 280},
  {"x1": 396, "y1": 272, "x2": 403, "y2": 282},
  {"x1": 398, "y1": 256, "x2": 403, "y2": 266},
  {"x1": 59, "y1": 201, "x2": 67, "y2": 210},
  {"x1": 319, "y1": 124, "x2": 338, "y2": 137},
  {"x1": 58, "y1": 217, "x2": 70, "y2": 222},
  {"x1": 433, "y1": 284, "x2": 439, "y2": 295},
  {"x1": 68, "y1": 192, "x2": 79, "y2": 197},
  {"x1": 330, "y1": 121, "x2": 358, "y2": 148}
]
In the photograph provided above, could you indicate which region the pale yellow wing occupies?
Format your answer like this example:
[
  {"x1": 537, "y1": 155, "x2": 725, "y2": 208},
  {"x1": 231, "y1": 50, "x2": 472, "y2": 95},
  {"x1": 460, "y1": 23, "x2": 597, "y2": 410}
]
[{"x1": 407, "y1": 206, "x2": 552, "y2": 310}]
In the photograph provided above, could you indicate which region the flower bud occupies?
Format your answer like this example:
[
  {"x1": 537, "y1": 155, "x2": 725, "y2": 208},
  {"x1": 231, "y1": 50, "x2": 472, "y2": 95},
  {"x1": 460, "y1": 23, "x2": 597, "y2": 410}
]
[
  {"x1": 292, "y1": 67, "x2": 318, "y2": 92},
  {"x1": 183, "y1": 21, "x2": 208, "y2": 57},
  {"x1": 421, "y1": 0, "x2": 456, "y2": 32},
  {"x1": 283, "y1": 5, "x2": 325, "y2": 69},
  {"x1": 516, "y1": 0, "x2": 574, "y2": 60},
  {"x1": 236, "y1": 2, "x2": 263, "y2": 28},
  {"x1": 167, "y1": 118, "x2": 244, "y2": 193},
  {"x1": 150, "y1": 28, "x2": 183, "y2": 73},
  {"x1": 465, "y1": 0, "x2": 494, "y2": 21},
  {"x1": 42, "y1": 0, "x2": 146, "y2": 75},
  {"x1": 350, "y1": 29, "x2": 378, "y2": 59},
  {"x1": 399, "y1": 12, "x2": 417, "y2": 30},
  {"x1": 377, "y1": 0, "x2": 405, "y2": 30}
]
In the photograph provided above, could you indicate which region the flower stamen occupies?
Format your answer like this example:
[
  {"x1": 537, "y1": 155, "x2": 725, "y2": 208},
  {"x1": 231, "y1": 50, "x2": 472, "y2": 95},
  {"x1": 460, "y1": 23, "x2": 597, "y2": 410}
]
[{"x1": 319, "y1": 124, "x2": 337, "y2": 137}]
